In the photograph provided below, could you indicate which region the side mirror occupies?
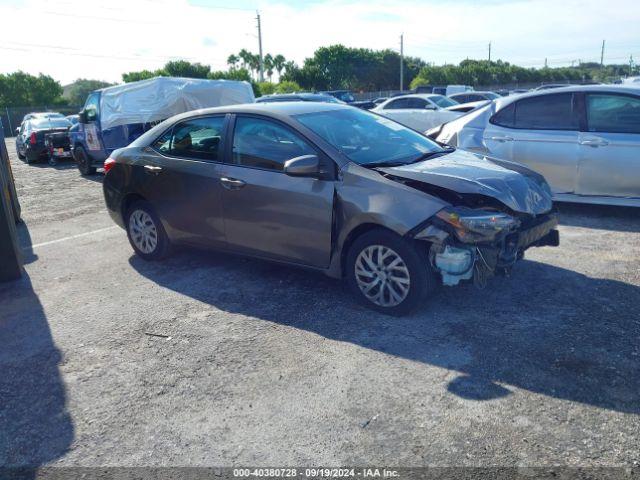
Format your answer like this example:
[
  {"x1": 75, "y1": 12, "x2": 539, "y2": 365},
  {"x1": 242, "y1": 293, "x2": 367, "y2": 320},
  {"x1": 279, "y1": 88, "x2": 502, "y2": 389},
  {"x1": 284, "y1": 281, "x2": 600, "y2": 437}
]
[
  {"x1": 284, "y1": 154, "x2": 320, "y2": 178},
  {"x1": 424, "y1": 104, "x2": 437, "y2": 110},
  {"x1": 78, "y1": 111, "x2": 88, "y2": 124},
  {"x1": 15, "y1": 127, "x2": 20, "y2": 135}
]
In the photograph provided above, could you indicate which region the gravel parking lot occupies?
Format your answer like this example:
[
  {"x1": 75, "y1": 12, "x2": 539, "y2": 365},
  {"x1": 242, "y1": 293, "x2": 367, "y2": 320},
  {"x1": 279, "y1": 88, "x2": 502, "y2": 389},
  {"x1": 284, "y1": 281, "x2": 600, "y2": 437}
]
[{"x1": 1, "y1": 138, "x2": 639, "y2": 468}]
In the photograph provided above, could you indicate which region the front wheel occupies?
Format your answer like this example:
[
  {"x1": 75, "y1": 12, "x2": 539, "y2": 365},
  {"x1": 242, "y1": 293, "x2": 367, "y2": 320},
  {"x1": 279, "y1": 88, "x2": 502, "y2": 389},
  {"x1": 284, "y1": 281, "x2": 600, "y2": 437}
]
[
  {"x1": 17, "y1": 148, "x2": 25, "y2": 160},
  {"x1": 125, "y1": 200, "x2": 171, "y2": 260},
  {"x1": 346, "y1": 229, "x2": 436, "y2": 316},
  {"x1": 74, "y1": 146, "x2": 96, "y2": 175}
]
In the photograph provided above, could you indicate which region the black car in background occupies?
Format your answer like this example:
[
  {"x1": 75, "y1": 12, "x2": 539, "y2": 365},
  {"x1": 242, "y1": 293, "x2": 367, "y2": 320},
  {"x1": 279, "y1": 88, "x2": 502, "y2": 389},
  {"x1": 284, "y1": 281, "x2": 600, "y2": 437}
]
[
  {"x1": 256, "y1": 93, "x2": 342, "y2": 104},
  {"x1": 15, "y1": 117, "x2": 72, "y2": 164},
  {"x1": 320, "y1": 90, "x2": 356, "y2": 103}
]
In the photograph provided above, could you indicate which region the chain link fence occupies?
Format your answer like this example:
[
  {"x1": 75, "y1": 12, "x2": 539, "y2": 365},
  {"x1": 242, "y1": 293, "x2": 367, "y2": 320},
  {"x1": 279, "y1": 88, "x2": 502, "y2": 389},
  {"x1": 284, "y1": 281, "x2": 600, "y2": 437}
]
[{"x1": 0, "y1": 105, "x2": 83, "y2": 137}]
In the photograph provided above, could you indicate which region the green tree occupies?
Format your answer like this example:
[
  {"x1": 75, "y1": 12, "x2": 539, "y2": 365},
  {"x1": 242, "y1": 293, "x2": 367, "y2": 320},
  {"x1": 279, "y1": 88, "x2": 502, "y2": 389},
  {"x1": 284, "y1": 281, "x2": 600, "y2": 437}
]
[
  {"x1": 164, "y1": 60, "x2": 210, "y2": 78},
  {"x1": 122, "y1": 69, "x2": 161, "y2": 83},
  {"x1": 0, "y1": 71, "x2": 63, "y2": 107},
  {"x1": 275, "y1": 81, "x2": 301, "y2": 93},
  {"x1": 65, "y1": 78, "x2": 113, "y2": 105}
]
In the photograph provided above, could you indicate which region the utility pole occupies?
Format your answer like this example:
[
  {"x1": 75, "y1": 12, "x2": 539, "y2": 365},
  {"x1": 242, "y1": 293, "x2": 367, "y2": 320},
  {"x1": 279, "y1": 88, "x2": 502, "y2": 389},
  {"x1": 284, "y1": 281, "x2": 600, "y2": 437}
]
[
  {"x1": 488, "y1": 41, "x2": 491, "y2": 62},
  {"x1": 399, "y1": 33, "x2": 404, "y2": 92},
  {"x1": 544, "y1": 57, "x2": 548, "y2": 68},
  {"x1": 256, "y1": 11, "x2": 264, "y2": 82},
  {"x1": 600, "y1": 39, "x2": 605, "y2": 67},
  {"x1": 630, "y1": 55, "x2": 635, "y2": 76}
]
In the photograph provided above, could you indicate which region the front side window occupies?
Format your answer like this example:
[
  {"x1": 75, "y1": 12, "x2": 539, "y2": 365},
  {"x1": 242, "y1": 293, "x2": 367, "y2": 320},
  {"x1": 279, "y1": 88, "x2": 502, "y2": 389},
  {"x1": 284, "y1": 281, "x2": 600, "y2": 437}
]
[
  {"x1": 514, "y1": 93, "x2": 579, "y2": 130},
  {"x1": 84, "y1": 93, "x2": 100, "y2": 122},
  {"x1": 430, "y1": 95, "x2": 458, "y2": 108},
  {"x1": 406, "y1": 98, "x2": 428, "y2": 109},
  {"x1": 586, "y1": 93, "x2": 640, "y2": 134},
  {"x1": 232, "y1": 116, "x2": 315, "y2": 171},
  {"x1": 295, "y1": 107, "x2": 443, "y2": 166},
  {"x1": 490, "y1": 103, "x2": 516, "y2": 128},
  {"x1": 153, "y1": 116, "x2": 225, "y2": 161}
]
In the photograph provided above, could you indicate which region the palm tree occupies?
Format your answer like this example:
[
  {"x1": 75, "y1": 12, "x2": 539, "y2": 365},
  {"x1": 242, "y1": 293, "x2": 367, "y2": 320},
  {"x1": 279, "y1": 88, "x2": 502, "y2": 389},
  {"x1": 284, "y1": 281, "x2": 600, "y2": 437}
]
[
  {"x1": 264, "y1": 54, "x2": 274, "y2": 82},
  {"x1": 248, "y1": 53, "x2": 260, "y2": 81},
  {"x1": 272, "y1": 54, "x2": 286, "y2": 80},
  {"x1": 227, "y1": 54, "x2": 239, "y2": 69},
  {"x1": 238, "y1": 49, "x2": 251, "y2": 71}
]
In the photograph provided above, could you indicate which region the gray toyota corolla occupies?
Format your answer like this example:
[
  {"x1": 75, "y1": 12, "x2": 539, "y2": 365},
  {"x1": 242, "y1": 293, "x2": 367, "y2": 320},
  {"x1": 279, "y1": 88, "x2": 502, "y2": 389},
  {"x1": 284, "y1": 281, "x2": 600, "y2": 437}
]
[{"x1": 103, "y1": 102, "x2": 559, "y2": 315}]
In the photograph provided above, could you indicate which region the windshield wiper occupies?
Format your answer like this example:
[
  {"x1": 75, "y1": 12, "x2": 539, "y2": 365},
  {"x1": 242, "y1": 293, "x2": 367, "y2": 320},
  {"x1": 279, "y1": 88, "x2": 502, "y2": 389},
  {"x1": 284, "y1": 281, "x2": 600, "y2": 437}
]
[
  {"x1": 409, "y1": 147, "x2": 455, "y2": 164},
  {"x1": 362, "y1": 160, "x2": 411, "y2": 168}
]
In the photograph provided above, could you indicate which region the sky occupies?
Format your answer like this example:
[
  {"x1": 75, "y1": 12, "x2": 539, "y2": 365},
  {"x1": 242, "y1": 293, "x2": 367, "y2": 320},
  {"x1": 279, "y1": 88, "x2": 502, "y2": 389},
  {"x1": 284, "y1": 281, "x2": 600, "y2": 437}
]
[{"x1": 1, "y1": 0, "x2": 639, "y2": 85}]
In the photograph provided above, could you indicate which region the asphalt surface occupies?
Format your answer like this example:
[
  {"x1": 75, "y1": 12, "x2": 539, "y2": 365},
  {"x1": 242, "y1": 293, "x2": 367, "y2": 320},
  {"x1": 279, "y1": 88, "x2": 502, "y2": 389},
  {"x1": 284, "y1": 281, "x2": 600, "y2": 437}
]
[{"x1": 1, "y1": 138, "x2": 639, "y2": 468}]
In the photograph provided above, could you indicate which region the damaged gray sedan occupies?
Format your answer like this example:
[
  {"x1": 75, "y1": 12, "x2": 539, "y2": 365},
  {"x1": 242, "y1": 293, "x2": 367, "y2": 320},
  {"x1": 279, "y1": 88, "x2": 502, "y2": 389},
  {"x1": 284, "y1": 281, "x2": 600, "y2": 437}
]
[{"x1": 103, "y1": 103, "x2": 559, "y2": 315}]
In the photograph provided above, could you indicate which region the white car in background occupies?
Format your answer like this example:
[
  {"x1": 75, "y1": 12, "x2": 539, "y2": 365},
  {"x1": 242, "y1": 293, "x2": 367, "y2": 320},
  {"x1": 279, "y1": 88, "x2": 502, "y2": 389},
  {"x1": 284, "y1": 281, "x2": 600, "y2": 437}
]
[
  {"x1": 371, "y1": 94, "x2": 464, "y2": 131},
  {"x1": 429, "y1": 85, "x2": 640, "y2": 207}
]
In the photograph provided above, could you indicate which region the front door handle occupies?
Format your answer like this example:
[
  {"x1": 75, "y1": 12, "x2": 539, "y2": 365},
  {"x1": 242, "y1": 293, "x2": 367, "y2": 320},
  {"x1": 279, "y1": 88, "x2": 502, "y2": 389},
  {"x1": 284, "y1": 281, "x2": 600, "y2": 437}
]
[
  {"x1": 488, "y1": 135, "x2": 514, "y2": 142},
  {"x1": 220, "y1": 177, "x2": 246, "y2": 190},
  {"x1": 579, "y1": 138, "x2": 609, "y2": 147},
  {"x1": 144, "y1": 165, "x2": 163, "y2": 174}
]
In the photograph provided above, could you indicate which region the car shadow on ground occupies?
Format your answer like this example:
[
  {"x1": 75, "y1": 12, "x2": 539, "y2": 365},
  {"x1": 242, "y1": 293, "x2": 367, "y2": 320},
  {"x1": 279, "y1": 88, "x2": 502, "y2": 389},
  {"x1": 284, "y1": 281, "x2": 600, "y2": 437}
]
[
  {"x1": 129, "y1": 246, "x2": 640, "y2": 416},
  {"x1": 0, "y1": 273, "x2": 74, "y2": 471},
  {"x1": 557, "y1": 202, "x2": 640, "y2": 233}
]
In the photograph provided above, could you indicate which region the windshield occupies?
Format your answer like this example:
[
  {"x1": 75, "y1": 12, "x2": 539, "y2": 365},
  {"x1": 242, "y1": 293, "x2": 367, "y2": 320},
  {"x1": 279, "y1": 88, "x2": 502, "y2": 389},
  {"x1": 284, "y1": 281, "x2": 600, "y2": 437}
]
[
  {"x1": 295, "y1": 108, "x2": 444, "y2": 166},
  {"x1": 430, "y1": 95, "x2": 458, "y2": 108},
  {"x1": 33, "y1": 118, "x2": 71, "y2": 129}
]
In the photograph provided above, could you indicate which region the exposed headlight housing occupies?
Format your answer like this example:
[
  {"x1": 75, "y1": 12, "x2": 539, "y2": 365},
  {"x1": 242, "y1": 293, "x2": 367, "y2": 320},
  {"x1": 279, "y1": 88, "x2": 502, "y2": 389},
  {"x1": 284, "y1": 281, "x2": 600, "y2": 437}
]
[{"x1": 435, "y1": 207, "x2": 520, "y2": 243}]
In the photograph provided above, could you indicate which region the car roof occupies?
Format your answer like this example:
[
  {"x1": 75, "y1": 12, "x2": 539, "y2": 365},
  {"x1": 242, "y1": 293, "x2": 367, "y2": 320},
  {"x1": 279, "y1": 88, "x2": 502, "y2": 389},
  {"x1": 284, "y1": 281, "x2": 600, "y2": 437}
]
[
  {"x1": 165, "y1": 101, "x2": 348, "y2": 123},
  {"x1": 256, "y1": 93, "x2": 332, "y2": 101},
  {"x1": 496, "y1": 84, "x2": 640, "y2": 109},
  {"x1": 451, "y1": 91, "x2": 494, "y2": 96}
]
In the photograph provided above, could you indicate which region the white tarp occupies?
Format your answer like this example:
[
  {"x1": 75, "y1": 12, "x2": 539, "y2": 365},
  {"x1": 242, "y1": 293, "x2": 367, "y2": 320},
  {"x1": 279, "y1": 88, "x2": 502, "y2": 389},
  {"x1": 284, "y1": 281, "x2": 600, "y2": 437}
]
[{"x1": 99, "y1": 77, "x2": 254, "y2": 130}]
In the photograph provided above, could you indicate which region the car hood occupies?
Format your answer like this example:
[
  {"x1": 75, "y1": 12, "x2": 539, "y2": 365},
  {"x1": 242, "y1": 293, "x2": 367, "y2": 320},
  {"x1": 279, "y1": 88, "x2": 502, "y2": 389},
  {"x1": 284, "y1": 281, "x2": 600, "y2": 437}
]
[{"x1": 377, "y1": 149, "x2": 553, "y2": 215}]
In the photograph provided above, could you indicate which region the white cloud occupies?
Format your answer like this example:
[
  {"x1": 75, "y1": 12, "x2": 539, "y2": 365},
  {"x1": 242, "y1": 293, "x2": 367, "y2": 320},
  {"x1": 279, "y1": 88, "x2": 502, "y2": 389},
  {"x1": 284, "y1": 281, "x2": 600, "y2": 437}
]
[{"x1": 0, "y1": 0, "x2": 638, "y2": 85}]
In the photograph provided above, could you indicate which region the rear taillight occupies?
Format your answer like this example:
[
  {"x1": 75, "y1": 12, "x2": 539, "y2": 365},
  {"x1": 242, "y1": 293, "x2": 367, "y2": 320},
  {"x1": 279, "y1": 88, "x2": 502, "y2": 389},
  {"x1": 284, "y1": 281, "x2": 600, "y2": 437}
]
[
  {"x1": 104, "y1": 158, "x2": 116, "y2": 174},
  {"x1": 29, "y1": 132, "x2": 37, "y2": 145}
]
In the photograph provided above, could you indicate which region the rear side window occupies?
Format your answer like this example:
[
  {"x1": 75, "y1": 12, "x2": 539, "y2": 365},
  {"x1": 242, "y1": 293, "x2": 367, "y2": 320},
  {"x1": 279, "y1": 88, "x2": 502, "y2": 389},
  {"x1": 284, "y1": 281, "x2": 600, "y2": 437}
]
[
  {"x1": 153, "y1": 116, "x2": 225, "y2": 161},
  {"x1": 232, "y1": 116, "x2": 315, "y2": 172},
  {"x1": 384, "y1": 98, "x2": 410, "y2": 109},
  {"x1": 514, "y1": 93, "x2": 579, "y2": 130},
  {"x1": 453, "y1": 94, "x2": 468, "y2": 103},
  {"x1": 586, "y1": 93, "x2": 640, "y2": 134}
]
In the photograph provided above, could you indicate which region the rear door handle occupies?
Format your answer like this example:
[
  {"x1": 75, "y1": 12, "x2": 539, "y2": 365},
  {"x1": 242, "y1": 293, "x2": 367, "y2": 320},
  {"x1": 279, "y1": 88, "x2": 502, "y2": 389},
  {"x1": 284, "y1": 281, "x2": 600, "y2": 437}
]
[
  {"x1": 579, "y1": 138, "x2": 609, "y2": 147},
  {"x1": 220, "y1": 177, "x2": 246, "y2": 190},
  {"x1": 488, "y1": 136, "x2": 514, "y2": 142},
  {"x1": 144, "y1": 165, "x2": 163, "y2": 174}
]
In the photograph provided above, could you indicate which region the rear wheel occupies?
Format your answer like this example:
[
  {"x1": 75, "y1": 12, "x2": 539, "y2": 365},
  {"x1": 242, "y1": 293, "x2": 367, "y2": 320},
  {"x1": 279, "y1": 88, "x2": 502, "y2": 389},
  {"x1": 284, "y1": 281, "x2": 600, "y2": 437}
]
[
  {"x1": 125, "y1": 200, "x2": 171, "y2": 261},
  {"x1": 75, "y1": 146, "x2": 96, "y2": 175},
  {"x1": 25, "y1": 149, "x2": 39, "y2": 164},
  {"x1": 346, "y1": 229, "x2": 436, "y2": 316},
  {"x1": 17, "y1": 148, "x2": 25, "y2": 160}
]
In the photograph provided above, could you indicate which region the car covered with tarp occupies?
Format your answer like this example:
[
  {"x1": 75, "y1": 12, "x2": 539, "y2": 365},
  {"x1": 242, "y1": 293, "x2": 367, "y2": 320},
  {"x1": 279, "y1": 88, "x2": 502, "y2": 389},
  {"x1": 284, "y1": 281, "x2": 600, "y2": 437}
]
[{"x1": 70, "y1": 76, "x2": 255, "y2": 175}]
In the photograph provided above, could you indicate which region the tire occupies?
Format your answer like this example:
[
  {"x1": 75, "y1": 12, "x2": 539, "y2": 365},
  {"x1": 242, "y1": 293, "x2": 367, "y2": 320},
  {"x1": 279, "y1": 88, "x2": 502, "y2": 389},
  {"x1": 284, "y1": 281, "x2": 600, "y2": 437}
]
[
  {"x1": 346, "y1": 229, "x2": 437, "y2": 316},
  {"x1": 25, "y1": 149, "x2": 39, "y2": 164},
  {"x1": 75, "y1": 146, "x2": 96, "y2": 175},
  {"x1": 17, "y1": 148, "x2": 25, "y2": 160},
  {"x1": 125, "y1": 200, "x2": 171, "y2": 261}
]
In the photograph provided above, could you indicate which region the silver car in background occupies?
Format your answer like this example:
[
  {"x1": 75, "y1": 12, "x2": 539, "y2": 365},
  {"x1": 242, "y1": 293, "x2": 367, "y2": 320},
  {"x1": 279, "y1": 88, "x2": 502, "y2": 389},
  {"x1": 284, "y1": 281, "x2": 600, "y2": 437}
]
[
  {"x1": 430, "y1": 85, "x2": 640, "y2": 207},
  {"x1": 371, "y1": 94, "x2": 463, "y2": 132}
]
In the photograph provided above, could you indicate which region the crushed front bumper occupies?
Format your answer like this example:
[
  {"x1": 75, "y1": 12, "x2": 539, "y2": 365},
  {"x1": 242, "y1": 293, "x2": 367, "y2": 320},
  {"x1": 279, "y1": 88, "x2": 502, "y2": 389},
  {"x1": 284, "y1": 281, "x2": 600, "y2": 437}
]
[{"x1": 415, "y1": 212, "x2": 559, "y2": 287}]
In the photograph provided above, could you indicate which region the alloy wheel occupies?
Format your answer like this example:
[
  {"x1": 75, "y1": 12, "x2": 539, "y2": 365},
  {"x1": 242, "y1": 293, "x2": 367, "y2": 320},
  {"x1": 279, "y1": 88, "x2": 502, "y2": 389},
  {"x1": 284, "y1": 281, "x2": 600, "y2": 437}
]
[
  {"x1": 354, "y1": 245, "x2": 411, "y2": 307},
  {"x1": 129, "y1": 209, "x2": 158, "y2": 254}
]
